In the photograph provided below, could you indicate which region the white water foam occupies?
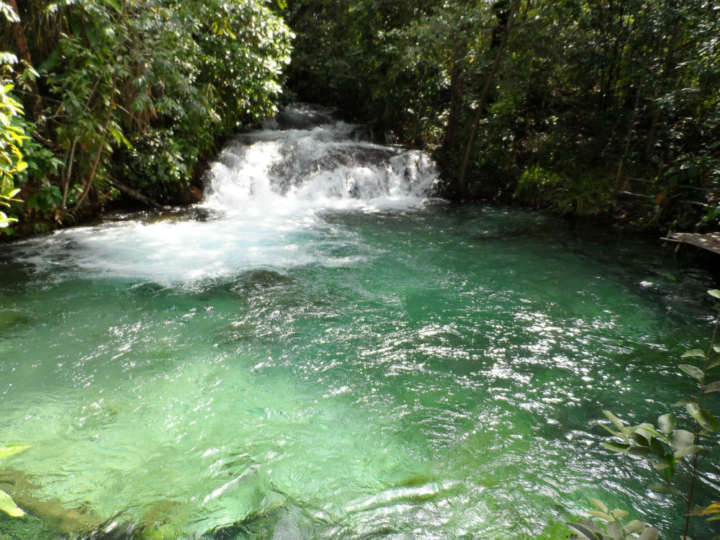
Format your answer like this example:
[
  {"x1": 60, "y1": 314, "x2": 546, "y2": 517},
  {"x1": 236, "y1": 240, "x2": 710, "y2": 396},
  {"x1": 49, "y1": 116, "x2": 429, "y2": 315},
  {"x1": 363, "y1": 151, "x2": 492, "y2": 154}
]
[{"x1": 12, "y1": 106, "x2": 440, "y2": 286}]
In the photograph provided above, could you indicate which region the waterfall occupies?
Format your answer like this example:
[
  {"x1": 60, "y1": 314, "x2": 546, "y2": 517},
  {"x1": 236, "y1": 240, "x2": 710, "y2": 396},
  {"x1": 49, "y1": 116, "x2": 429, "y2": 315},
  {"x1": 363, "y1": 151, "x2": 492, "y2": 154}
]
[
  {"x1": 12, "y1": 105, "x2": 441, "y2": 286},
  {"x1": 203, "y1": 104, "x2": 438, "y2": 215}
]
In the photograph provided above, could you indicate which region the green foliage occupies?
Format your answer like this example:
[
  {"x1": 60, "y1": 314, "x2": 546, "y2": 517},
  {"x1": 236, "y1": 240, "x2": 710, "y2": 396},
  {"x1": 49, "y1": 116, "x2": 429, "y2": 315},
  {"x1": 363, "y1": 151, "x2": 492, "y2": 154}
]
[
  {"x1": 0, "y1": 82, "x2": 24, "y2": 230},
  {"x1": 515, "y1": 166, "x2": 615, "y2": 216},
  {"x1": 567, "y1": 498, "x2": 658, "y2": 539},
  {"x1": 3, "y1": 0, "x2": 292, "y2": 228},
  {"x1": 0, "y1": 18, "x2": 27, "y2": 231},
  {"x1": 588, "y1": 289, "x2": 720, "y2": 538},
  {"x1": 287, "y1": 0, "x2": 718, "y2": 224}
]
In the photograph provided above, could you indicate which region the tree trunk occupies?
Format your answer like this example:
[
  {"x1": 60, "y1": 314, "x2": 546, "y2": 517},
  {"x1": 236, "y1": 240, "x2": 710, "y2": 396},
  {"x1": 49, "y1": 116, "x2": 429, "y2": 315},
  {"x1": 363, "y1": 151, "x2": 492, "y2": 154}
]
[
  {"x1": 442, "y1": 55, "x2": 464, "y2": 157},
  {"x1": 615, "y1": 86, "x2": 642, "y2": 189},
  {"x1": 645, "y1": 29, "x2": 680, "y2": 158},
  {"x1": 110, "y1": 178, "x2": 162, "y2": 209},
  {"x1": 7, "y1": 0, "x2": 42, "y2": 120},
  {"x1": 457, "y1": 0, "x2": 520, "y2": 197},
  {"x1": 73, "y1": 112, "x2": 112, "y2": 211}
]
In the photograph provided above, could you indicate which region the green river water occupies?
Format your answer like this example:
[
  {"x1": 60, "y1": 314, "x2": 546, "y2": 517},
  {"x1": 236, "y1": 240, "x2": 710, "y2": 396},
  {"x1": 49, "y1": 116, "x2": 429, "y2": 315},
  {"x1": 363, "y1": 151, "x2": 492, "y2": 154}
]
[{"x1": 1, "y1": 113, "x2": 719, "y2": 538}]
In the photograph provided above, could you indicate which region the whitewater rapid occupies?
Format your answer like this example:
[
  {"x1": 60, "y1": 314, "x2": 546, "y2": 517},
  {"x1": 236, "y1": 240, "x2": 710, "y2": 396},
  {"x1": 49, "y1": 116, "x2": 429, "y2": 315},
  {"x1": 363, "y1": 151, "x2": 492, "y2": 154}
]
[{"x1": 11, "y1": 105, "x2": 440, "y2": 286}]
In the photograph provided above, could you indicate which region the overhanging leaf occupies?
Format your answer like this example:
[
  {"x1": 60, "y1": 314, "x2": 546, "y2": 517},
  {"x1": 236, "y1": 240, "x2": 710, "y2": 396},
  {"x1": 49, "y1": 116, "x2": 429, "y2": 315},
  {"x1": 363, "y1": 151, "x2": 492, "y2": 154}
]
[
  {"x1": 708, "y1": 289, "x2": 720, "y2": 300},
  {"x1": 681, "y1": 349, "x2": 706, "y2": 360},
  {"x1": 658, "y1": 413, "x2": 676, "y2": 435},
  {"x1": 673, "y1": 444, "x2": 705, "y2": 459},
  {"x1": 0, "y1": 489, "x2": 24, "y2": 518},
  {"x1": 602, "y1": 410, "x2": 629, "y2": 437},
  {"x1": 602, "y1": 442, "x2": 631, "y2": 454},
  {"x1": 679, "y1": 363, "x2": 704, "y2": 381},
  {"x1": 686, "y1": 402, "x2": 719, "y2": 433},
  {"x1": 703, "y1": 381, "x2": 720, "y2": 393}
]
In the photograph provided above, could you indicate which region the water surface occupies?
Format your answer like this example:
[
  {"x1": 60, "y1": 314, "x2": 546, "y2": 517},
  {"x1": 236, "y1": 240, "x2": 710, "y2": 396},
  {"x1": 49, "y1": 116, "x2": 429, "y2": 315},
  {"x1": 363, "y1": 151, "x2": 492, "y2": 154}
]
[{"x1": 1, "y1": 108, "x2": 718, "y2": 538}]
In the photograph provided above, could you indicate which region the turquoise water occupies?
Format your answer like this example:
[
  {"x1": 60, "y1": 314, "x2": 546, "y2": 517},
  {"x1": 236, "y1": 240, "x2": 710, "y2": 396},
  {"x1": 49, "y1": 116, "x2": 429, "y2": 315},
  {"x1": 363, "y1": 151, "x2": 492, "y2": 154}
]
[
  {"x1": 1, "y1": 114, "x2": 719, "y2": 538},
  {"x1": 1, "y1": 206, "x2": 718, "y2": 538}
]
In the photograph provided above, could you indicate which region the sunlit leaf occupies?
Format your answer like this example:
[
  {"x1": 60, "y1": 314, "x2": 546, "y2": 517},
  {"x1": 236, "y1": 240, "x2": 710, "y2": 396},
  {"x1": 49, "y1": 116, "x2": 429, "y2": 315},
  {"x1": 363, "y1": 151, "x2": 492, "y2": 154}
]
[
  {"x1": 658, "y1": 413, "x2": 676, "y2": 435},
  {"x1": 686, "y1": 402, "x2": 719, "y2": 433},
  {"x1": 590, "y1": 498, "x2": 608, "y2": 513},
  {"x1": 602, "y1": 410, "x2": 628, "y2": 437},
  {"x1": 703, "y1": 381, "x2": 720, "y2": 393},
  {"x1": 649, "y1": 482, "x2": 681, "y2": 495},
  {"x1": 673, "y1": 444, "x2": 705, "y2": 459},
  {"x1": 708, "y1": 289, "x2": 720, "y2": 300},
  {"x1": 600, "y1": 424, "x2": 622, "y2": 438},
  {"x1": 602, "y1": 442, "x2": 630, "y2": 454},
  {"x1": 625, "y1": 520, "x2": 646, "y2": 534},
  {"x1": 679, "y1": 363, "x2": 704, "y2": 381},
  {"x1": 681, "y1": 349, "x2": 706, "y2": 360},
  {"x1": 610, "y1": 508, "x2": 628, "y2": 520},
  {"x1": 708, "y1": 358, "x2": 720, "y2": 370},
  {"x1": 0, "y1": 489, "x2": 24, "y2": 518},
  {"x1": 638, "y1": 527, "x2": 659, "y2": 540},
  {"x1": 589, "y1": 510, "x2": 611, "y2": 521},
  {"x1": 0, "y1": 444, "x2": 30, "y2": 460}
]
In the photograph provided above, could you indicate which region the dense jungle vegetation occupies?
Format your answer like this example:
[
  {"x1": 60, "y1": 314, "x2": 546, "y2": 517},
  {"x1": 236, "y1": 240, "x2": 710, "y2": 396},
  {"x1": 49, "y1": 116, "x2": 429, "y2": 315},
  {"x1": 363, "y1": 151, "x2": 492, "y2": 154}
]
[{"x1": 1, "y1": 0, "x2": 719, "y2": 232}]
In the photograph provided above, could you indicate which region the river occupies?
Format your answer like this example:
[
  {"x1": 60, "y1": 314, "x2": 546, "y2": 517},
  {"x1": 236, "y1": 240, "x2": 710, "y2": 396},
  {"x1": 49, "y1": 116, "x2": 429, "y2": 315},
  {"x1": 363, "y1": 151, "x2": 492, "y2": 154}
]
[{"x1": 1, "y1": 105, "x2": 718, "y2": 538}]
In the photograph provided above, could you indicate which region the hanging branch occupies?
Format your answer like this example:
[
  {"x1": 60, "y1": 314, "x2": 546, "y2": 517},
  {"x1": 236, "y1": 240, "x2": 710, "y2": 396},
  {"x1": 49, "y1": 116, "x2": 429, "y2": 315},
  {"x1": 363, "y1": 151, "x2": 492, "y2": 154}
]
[{"x1": 60, "y1": 136, "x2": 78, "y2": 209}]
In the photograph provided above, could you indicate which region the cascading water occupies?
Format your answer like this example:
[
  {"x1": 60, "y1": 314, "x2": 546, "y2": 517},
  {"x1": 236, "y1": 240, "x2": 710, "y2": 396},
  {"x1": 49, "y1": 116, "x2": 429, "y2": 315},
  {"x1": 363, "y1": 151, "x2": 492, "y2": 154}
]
[
  {"x1": 204, "y1": 105, "x2": 438, "y2": 213},
  {"x1": 10, "y1": 105, "x2": 438, "y2": 287},
  {"x1": 1, "y1": 106, "x2": 718, "y2": 539}
]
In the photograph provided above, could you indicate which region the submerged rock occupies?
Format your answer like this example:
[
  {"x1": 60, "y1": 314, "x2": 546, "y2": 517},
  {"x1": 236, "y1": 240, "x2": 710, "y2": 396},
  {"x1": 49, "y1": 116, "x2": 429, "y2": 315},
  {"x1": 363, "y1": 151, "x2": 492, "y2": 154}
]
[
  {"x1": 0, "y1": 311, "x2": 31, "y2": 333},
  {"x1": 235, "y1": 269, "x2": 291, "y2": 291},
  {"x1": 0, "y1": 470, "x2": 102, "y2": 535}
]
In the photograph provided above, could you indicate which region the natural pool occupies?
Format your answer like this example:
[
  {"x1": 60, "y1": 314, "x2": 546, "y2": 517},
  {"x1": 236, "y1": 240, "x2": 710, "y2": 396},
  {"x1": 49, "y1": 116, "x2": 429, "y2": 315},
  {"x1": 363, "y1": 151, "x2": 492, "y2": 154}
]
[{"x1": 1, "y1": 110, "x2": 718, "y2": 538}]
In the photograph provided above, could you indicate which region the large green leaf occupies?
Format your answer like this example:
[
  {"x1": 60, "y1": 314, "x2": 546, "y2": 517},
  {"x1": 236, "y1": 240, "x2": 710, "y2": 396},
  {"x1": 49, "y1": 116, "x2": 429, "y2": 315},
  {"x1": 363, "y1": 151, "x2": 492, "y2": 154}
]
[
  {"x1": 0, "y1": 489, "x2": 24, "y2": 518},
  {"x1": 708, "y1": 289, "x2": 720, "y2": 300}
]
